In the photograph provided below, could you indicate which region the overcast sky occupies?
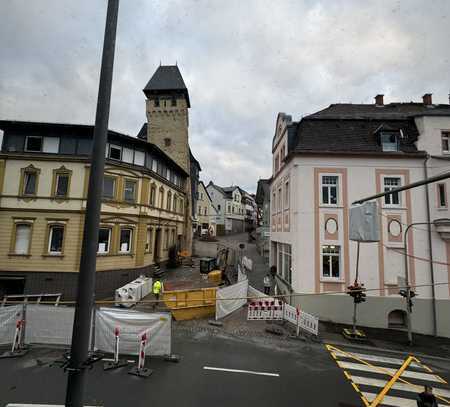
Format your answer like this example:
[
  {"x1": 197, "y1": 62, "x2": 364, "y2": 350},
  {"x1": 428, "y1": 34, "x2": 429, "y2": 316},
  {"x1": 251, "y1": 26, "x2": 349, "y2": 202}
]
[{"x1": 1, "y1": 1, "x2": 449, "y2": 192}]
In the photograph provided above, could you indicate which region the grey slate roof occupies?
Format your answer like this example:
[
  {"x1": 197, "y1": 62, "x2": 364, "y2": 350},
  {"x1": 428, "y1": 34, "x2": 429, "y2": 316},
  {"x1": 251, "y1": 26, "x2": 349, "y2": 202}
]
[
  {"x1": 306, "y1": 103, "x2": 450, "y2": 120},
  {"x1": 292, "y1": 118, "x2": 420, "y2": 154},
  {"x1": 143, "y1": 65, "x2": 190, "y2": 107},
  {"x1": 289, "y1": 101, "x2": 450, "y2": 156}
]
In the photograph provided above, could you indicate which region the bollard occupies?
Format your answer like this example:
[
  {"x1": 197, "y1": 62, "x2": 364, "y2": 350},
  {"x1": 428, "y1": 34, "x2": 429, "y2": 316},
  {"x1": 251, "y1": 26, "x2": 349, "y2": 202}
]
[
  {"x1": 128, "y1": 332, "x2": 153, "y2": 377},
  {"x1": 0, "y1": 317, "x2": 29, "y2": 359},
  {"x1": 103, "y1": 327, "x2": 129, "y2": 371}
]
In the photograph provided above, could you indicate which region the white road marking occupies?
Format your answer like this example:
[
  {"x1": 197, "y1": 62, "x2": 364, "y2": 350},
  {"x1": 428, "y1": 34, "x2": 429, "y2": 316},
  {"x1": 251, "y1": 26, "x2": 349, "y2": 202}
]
[
  {"x1": 362, "y1": 392, "x2": 448, "y2": 407},
  {"x1": 332, "y1": 350, "x2": 421, "y2": 368},
  {"x1": 337, "y1": 361, "x2": 444, "y2": 383},
  {"x1": 351, "y1": 375, "x2": 450, "y2": 398},
  {"x1": 203, "y1": 366, "x2": 280, "y2": 377}
]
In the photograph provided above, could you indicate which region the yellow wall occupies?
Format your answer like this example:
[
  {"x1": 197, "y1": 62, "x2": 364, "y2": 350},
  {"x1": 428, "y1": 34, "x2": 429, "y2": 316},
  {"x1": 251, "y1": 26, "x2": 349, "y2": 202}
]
[{"x1": 0, "y1": 156, "x2": 187, "y2": 274}]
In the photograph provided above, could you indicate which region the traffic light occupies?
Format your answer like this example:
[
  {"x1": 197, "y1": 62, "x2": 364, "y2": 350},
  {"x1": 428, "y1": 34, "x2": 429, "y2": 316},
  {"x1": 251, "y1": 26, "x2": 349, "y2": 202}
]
[
  {"x1": 399, "y1": 288, "x2": 416, "y2": 311},
  {"x1": 348, "y1": 282, "x2": 366, "y2": 304}
]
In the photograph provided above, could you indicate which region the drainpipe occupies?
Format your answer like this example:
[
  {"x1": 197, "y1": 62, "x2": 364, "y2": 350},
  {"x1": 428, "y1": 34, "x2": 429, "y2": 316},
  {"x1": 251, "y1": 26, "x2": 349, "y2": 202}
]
[{"x1": 424, "y1": 155, "x2": 438, "y2": 337}]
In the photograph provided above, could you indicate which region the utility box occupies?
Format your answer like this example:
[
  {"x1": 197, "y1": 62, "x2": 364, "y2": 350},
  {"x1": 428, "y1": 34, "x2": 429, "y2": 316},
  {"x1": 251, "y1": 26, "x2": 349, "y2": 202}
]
[
  {"x1": 199, "y1": 257, "x2": 217, "y2": 274},
  {"x1": 349, "y1": 201, "x2": 380, "y2": 242}
]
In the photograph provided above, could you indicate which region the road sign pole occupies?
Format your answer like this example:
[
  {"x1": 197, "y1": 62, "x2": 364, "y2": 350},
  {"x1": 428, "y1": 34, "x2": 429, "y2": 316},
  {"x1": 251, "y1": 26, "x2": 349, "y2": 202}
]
[{"x1": 65, "y1": 1, "x2": 119, "y2": 406}]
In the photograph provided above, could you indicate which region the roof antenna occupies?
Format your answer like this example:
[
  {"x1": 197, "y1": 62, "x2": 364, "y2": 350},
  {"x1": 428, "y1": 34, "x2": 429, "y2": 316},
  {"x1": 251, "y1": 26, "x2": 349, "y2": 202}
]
[
  {"x1": 159, "y1": 60, "x2": 161, "y2": 66},
  {"x1": 176, "y1": 60, "x2": 178, "y2": 66}
]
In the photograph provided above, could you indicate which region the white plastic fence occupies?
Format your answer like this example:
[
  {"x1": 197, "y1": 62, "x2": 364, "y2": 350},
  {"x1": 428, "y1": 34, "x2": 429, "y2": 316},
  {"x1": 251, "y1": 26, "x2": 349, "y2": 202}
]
[
  {"x1": 245, "y1": 289, "x2": 319, "y2": 336},
  {"x1": 215, "y1": 279, "x2": 249, "y2": 320},
  {"x1": 0, "y1": 305, "x2": 22, "y2": 345},
  {"x1": 94, "y1": 307, "x2": 171, "y2": 356},
  {"x1": 25, "y1": 305, "x2": 75, "y2": 345},
  {"x1": 0, "y1": 305, "x2": 172, "y2": 356}
]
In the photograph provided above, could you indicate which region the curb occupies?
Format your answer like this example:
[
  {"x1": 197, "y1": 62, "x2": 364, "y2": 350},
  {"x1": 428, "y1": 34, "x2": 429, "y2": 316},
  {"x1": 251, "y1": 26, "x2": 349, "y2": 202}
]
[{"x1": 325, "y1": 340, "x2": 450, "y2": 363}]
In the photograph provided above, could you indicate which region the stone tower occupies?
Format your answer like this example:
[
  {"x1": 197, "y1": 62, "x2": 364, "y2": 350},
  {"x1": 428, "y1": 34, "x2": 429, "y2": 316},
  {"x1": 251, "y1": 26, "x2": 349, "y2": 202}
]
[
  {"x1": 143, "y1": 65, "x2": 190, "y2": 173},
  {"x1": 143, "y1": 65, "x2": 193, "y2": 254}
]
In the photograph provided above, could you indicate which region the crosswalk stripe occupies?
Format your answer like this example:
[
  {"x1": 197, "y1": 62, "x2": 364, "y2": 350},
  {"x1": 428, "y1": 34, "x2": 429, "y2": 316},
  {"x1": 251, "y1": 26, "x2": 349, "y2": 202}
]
[
  {"x1": 332, "y1": 350, "x2": 421, "y2": 368},
  {"x1": 337, "y1": 361, "x2": 445, "y2": 383},
  {"x1": 351, "y1": 375, "x2": 450, "y2": 398},
  {"x1": 362, "y1": 392, "x2": 449, "y2": 407}
]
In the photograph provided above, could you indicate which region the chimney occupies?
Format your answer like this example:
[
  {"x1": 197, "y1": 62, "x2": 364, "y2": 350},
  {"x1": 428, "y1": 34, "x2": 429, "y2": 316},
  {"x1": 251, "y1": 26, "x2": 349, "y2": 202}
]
[
  {"x1": 423, "y1": 93, "x2": 433, "y2": 106},
  {"x1": 374, "y1": 94, "x2": 384, "y2": 106}
]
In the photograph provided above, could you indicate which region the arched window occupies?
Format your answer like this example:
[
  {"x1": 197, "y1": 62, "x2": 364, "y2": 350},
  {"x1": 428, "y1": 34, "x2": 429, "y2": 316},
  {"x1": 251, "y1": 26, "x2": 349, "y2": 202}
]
[
  {"x1": 159, "y1": 187, "x2": 164, "y2": 208},
  {"x1": 166, "y1": 191, "x2": 172, "y2": 211},
  {"x1": 388, "y1": 309, "x2": 407, "y2": 328},
  {"x1": 150, "y1": 184, "x2": 156, "y2": 206}
]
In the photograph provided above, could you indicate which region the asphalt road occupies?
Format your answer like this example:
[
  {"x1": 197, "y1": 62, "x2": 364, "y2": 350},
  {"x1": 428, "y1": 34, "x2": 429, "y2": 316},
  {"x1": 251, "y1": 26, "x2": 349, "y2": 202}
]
[{"x1": 0, "y1": 335, "x2": 362, "y2": 407}]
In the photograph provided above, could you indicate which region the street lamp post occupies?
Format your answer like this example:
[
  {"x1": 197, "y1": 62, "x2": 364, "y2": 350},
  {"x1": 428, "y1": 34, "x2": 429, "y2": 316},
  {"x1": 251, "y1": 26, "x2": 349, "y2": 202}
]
[{"x1": 65, "y1": 1, "x2": 119, "y2": 406}]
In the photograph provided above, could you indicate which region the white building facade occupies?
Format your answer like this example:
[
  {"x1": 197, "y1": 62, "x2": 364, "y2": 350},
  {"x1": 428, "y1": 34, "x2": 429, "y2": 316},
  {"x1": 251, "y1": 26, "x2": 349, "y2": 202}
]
[
  {"x1": 270, "y1": 96, "x2": 450, "y2": 338},
  {"x1": 207, "y1": 182, "x2": 245, "y2": 234}
]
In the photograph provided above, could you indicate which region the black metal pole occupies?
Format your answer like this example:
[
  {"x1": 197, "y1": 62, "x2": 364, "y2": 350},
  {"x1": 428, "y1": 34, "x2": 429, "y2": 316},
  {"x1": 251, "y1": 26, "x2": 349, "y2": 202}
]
[
  {"x1": 65, "y1": 1, "x2": 119, "y2": 406},
  {"x1": 352, "y1": 171, "x2": 450, "y2": 205}
]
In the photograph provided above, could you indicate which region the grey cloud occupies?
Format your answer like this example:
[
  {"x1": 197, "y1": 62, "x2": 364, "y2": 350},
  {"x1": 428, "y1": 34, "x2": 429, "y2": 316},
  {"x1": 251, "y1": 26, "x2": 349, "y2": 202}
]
[{"x1": 1, "y1": 0, "x2": 450, "y2": 193}]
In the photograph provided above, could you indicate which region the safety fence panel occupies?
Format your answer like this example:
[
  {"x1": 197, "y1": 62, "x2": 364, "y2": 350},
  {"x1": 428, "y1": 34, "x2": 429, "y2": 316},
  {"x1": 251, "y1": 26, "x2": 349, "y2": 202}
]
[
  {"x1": 247, "y1": 299, "x2": 283, "y2": 320},
  {"x1": 95, "y1": 307, "x2": 171, "y2": 356},
  {"x1": 215, "y1": 279, "x2": 248, "y2": 320},
  {"x1": 0, "y1": 305, "x2": 22, "y2": 345},
  {"x1": 298, "y1": 310, "x2": 319, "y2": 336},
  {"x1": 25, "y1": 305, "x2": 75, "y2": 345},
  {"x1": 283, "y1": 303, "x2": 298, "y2": 325}
]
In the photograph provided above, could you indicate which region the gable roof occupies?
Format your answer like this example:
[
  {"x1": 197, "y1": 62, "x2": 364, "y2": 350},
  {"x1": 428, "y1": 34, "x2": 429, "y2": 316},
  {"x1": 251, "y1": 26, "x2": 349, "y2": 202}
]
[{"x1": 143, "y1": 65, "x2": 190, "y2": 107}]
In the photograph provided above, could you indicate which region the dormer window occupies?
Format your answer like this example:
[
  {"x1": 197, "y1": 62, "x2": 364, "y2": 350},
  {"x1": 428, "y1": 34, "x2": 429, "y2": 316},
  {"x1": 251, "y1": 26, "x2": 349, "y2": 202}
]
[{"x1": 380, "y1": 133, "x2": 399, "y2": 152}]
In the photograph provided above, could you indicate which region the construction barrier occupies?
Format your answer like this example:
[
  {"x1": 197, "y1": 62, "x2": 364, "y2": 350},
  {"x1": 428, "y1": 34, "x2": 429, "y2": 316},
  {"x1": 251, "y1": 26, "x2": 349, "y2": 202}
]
[
  {"x1": 95, "y1": 307, "x2": 171, "y2": 356},
  {"x1": 115, "y1": 275, "x2": 152, "y2": 308},
  {"x1": 215, "y1": 279, "x2": 249, "y2": 320},
  {"x1": 25, "y1": 305, "x2": 75, "y2": 346},
  {"x1": 247, "y1": 299, "x2": 284, "y2": 320},
  {"x1": 128, "y1": 329, "x2": 152, "y2": 377},
  {"x1": 0, "y1": 305, "x2": 22, "y2": 345},
  {"x1": 247, "y1": 297, "x2": 319, "y2": 336},
  {"x1": 163, "y1": 287, "x2": 217, "y2": 320}
]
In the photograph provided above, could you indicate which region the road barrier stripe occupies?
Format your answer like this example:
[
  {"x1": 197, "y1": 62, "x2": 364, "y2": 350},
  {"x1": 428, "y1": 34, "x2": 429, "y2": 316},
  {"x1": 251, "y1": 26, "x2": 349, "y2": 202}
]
[
  {"x1": 351, "y1": 375, "x2": 450, "y2": 398},
  {"x1": 362, "y1": 392, "x2": 449, "y2": 407},
  {"x1": 337, "y1": 361, "x2": 444, "y2": 382}
]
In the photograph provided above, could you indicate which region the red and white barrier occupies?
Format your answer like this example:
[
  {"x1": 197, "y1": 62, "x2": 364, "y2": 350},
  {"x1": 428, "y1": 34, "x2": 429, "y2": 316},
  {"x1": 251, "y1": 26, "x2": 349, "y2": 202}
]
[
  {"x1": 247, "y1": 299, "x2": 283, "y2": 320},
  {"x1": 248, "y1": 299, "x2": 319, "y2": 336},
  {"x1": 11, "y1": 319, "x2": 24, "y2": 353},
  {"x1": 128, "y1": 330, "x2": 152, "y2": 377}
]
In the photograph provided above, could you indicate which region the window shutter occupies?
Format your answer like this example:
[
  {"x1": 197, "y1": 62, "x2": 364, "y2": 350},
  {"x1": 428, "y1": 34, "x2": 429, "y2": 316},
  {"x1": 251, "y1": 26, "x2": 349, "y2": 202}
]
[{"x1": 15, "y1": 224, "x2": 31, "y2": 254}]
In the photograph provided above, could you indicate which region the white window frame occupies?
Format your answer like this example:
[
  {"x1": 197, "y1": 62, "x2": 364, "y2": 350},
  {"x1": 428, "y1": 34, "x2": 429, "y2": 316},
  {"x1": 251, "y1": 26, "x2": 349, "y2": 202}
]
[
  {"x1": 321, "y1": 174, "x2": 339, "y2": 206},
  {"x1": 119, "y1": 227, "x2": 133, "y2": 253},
  {"x1": 145, "y1": 227, "x2": 153, "y2": 253},
  {"x1": 321, "y1": 245, "x2": 341, "y2": 280},
  {"x1": 123, "y1": 179, "x2": 137, "y2": 203},
  {"x1": 97, "y1": 227, "x2": 112, "y2": 254},
  {"x1": 48, "y1": 224, "x2": 64, "y2": 255},
  {"x1": 383, "y1": 176, "x2": 402, "y2": 207},
  {"x1": 14, "y1": 223, "x2": 32, "y2": 255},
  {"x1": 442, "y1": 131, "x2": 450, "y2": 154},
  {"x1": 284, "y1": 181, "x2": 290, "y2": 210}
]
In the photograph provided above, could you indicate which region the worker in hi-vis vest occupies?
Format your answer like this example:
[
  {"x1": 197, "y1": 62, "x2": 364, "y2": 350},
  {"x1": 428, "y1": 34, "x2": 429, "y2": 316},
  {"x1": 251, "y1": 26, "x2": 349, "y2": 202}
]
[{"x1": 152, "y1": 278, "x2": 163, "y2": 310}]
